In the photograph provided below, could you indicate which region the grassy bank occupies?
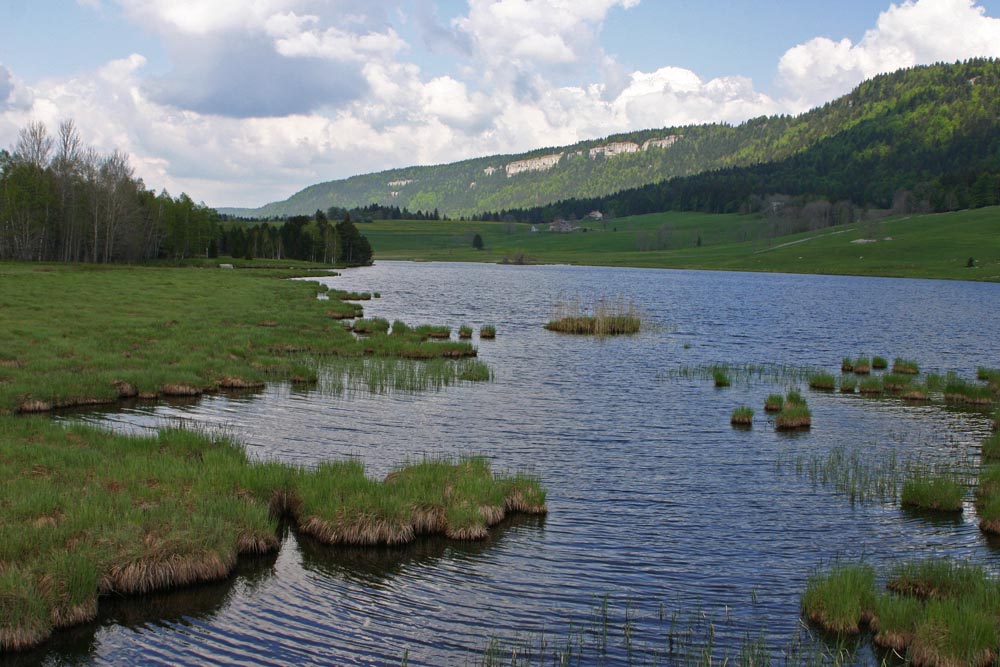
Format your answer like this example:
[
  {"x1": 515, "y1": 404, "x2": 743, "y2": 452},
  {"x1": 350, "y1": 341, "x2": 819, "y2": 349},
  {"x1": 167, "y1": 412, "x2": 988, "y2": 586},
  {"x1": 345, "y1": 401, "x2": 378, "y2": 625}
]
[
  {"x1": 0, "y1": 263, "x2": 478, "y2": 414},
  {"x1": 0, "y1": 418, "x2": 545, "y2": 651},
  {"x1": 360, "y1": 207, "x2": 1000, "y2": 281}
]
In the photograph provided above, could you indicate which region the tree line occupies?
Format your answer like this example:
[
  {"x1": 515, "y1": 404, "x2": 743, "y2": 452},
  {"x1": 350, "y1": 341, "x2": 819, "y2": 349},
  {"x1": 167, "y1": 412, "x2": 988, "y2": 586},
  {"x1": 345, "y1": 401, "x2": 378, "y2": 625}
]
[
  {"x1": 218, "y1": 210, "x2": 372, "y2": 265},
  {"x1": 0, "y1": 120, "x2": 218, "y2": 262}
]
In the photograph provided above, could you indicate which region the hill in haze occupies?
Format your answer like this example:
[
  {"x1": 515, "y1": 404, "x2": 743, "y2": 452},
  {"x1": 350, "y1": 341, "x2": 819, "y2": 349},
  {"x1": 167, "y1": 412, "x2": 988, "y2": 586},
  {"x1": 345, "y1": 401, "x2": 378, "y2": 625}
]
[{"x1": 221, "y1": 59, "x2": 1000, "y2": 220}]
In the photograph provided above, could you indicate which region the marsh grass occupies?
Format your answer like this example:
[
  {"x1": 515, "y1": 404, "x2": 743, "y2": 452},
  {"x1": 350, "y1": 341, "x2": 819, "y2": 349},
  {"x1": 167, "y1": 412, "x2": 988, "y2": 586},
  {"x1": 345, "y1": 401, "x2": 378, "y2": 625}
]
[
  {"x1": 881, "y1": 373, "x2": 914, "y2": 393},
  {"x1": 731, "y1": 406, "x2": 754, "y2": 426},
  {"x1": 780, "y1": 446, "x2": 906, "y2": 504},
  {"x1": 892, "y1": 358, "x2": 920, "y2": 375},
  {"x1": 838, "y1": 376, "x2": 857, "y2": 394},
  {"x1": 976, "y1": 465, "x2": 1000, "y2": 534},
  {"x1": 713, "y1": 369, "x2": 731, "y2": 388},
  {"x1": 981, "y1": 433, "x2": 1000, "y2": 462},
  {"x1": 992, "y1": 408, "x2": 1000, "y2": 431},
  {"x1": 900, "y1": 473, "x2": 964, "y2": 513},
  {"x1": 872, "y1": 356, "x2": 888, "y2": 370},
  {"x1": 319, "y1": 358, "x2": 493, "y2": 394},
  {"x1": 666, "y1": 363, "x2": 817, "y2": 387},
  {"x1": 852, "y1": 357, "x2": 872, "y2": 375},
  {"x1": 764, "y1": 393, "x2": 785, "y2": 412},
  {"x1": 857, "y1": 377, "x2": 884, "y2": 396},
  {"x1": 807, "y1": 559, "x2": 1000, "y2": 666},
  {"x1": 841, "y1": 357, "x2": 853, "y2": 373},
  {"x1": 351, "y1": 318, "x2": 391, "y2": 335},
  {"x1": 458, "y1": 325, "x2": 473, "y2": 339},
  {"x1": 801, "y1": 564, "x2": 876, "y2": 635},
  {"x1": 944, "y1": 378, "x2": 994, "y2": 405},
  {"x1": 0, "y1": 264, "x2": 475, "y2": 414},
  {"x1": 808, "y1": 372, "x2": 836, "y2": 391},
  {"x1": 0, "y1": 419, "x2": 545, "y2": 651},
  {"x1": 776, "y1": 404, "x2": 812, "y2": 431},
  {"x1": 479, "y1": 325, "x2": 496, "y2": 339},
  {"x1": 544, "y1": 295, "x2": 641, "y2": 336}
]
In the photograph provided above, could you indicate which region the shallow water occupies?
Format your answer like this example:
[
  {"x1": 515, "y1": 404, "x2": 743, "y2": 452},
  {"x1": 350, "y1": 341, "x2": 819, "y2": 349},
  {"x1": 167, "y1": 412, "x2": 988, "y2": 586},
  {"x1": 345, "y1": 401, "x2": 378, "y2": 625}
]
[{"x1": 18, "y1": 262, "x2": 1000, "y2": 666}]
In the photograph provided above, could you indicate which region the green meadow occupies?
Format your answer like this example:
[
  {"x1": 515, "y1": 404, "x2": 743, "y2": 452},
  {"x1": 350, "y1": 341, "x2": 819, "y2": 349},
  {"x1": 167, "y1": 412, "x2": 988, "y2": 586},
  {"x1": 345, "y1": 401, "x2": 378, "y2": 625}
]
[{"x1": 361, "y1": 207, "x2": 1000, "y2": 281}]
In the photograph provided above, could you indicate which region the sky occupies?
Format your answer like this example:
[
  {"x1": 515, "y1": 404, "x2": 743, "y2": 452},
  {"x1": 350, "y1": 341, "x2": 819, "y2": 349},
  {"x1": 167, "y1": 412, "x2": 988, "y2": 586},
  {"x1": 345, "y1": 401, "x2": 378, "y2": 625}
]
[{"x1": 2, "y1": 0, "x2": 1000, "y2": 209}]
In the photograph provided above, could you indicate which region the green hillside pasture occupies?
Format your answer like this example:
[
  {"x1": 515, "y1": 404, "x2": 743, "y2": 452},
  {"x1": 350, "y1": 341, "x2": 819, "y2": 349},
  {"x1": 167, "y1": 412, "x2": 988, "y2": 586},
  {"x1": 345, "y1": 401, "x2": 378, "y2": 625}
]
[{"x1": 363, "y1": 207, "x2": 1000, "y2": 282}]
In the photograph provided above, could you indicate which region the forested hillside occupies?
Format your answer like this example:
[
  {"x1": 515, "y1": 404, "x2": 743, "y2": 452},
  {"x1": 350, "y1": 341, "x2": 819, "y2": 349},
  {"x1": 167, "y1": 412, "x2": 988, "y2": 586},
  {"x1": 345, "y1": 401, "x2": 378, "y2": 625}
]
[{"x1": 223, "y1": 59, "x2": 1000, "y2": 220}]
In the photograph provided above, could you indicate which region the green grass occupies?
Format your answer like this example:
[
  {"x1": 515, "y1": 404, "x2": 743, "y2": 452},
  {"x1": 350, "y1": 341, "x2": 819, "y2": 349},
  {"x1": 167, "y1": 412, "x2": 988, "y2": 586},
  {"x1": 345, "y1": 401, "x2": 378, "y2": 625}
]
[
  {"x1": 775, "y1": 404, "x2": 812, "y2": 430},
  {"x1": 0, "y1": 418, "x2": 546, "y2": 651},
  {"x1": 858, "y1": 377, "x2": 884, "y2": 395},
  {"x1": 479, "y1": 325, "x2": 496, "y2": 339},
  {"x1": 944, "y1": 377, "x2": 995, "y2": 405},
  {"x1": 900, "y1": 473, "x2": 964, "y2": 513},
  {"x1": 887, "y1": 560, "x2": 991, "y2": 600},
  {"x1": 872, "y1": 356, "x2": 888, "y2": 370},
  {"x1": 458, "y1": 325, "x2": 473, "y2": 339},
  {"x1": 801, "y1": 563, "x2": 877, "y2": 635},
  {"x1": 807, "y1": 372, "x2": 835, "y2": 390},
  {"x1": 892, "y1": 358, "x2": 920, "y2": 375},
  {"x1": 764, "y1": 393, "x2": 785, "y2": 412},
  {"x1": 713, "y1": 368, "x2": 731, "y2": 387},
  {"x1": 976, "y1": 465, "x2": 1000, "y2": 535},
  {"x1": 841, "y1": 357, "x2": 853, "y2": 373},
  {"x1": 544, "y1": 295, "x2": 641, "y2": 336},
  {"x1": 982, "y1": 433, "x2": 1000, "y2": 462},
  {"x1": 360, "y1": 207, "x2": 1000, "y2": 282},
  {"x1": 852, "y1": 357, "x2": 872, "y2": 375},
  {"x1": 730, "y1": 406, "x2": 754, "y2": 426},
  {"x1": 0, "y1": 263, "x2": 480, "y2": 414},
  {"x1": 881, "y1": 373, "x2": 913, "y2": 393},
  {"x1": 839, "y1": 375, "x2": 858, "y2": 393},
  {"x1": 992, "y1": 408, "x2": 1000, "y2": 431}
]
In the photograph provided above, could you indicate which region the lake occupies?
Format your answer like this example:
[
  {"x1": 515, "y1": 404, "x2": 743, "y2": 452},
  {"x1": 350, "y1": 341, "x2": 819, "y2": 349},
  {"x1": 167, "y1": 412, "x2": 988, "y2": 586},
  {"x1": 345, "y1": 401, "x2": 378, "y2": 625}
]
[{"x1": 16, "y1": 262, "x2": 1000, "y2": 666}]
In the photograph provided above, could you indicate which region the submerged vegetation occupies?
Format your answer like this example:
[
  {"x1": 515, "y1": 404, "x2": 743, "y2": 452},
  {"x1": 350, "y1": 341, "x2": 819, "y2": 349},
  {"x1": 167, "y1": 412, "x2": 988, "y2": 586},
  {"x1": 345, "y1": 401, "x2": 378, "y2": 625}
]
[
  {"x1": 0, "y1": 418, "x2": 546, "y2": 651},
  {"x1": 544, "y1": 295, "x2": 641, "y2": 336}
]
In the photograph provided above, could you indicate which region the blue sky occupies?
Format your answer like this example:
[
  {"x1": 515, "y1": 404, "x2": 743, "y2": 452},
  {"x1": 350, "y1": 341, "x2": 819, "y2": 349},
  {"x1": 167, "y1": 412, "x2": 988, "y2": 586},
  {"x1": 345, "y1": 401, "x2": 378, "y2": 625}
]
[{"x1": 2, "y1": 0, "x2": 1000, "y2": 207}]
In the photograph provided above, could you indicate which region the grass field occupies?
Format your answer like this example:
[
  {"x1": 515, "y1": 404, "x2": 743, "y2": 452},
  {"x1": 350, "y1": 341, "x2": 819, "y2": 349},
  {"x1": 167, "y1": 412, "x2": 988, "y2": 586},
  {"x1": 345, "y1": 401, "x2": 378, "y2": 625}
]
[{"x1": 361, "y1": 207, "x2": 1000, "y2": 281}]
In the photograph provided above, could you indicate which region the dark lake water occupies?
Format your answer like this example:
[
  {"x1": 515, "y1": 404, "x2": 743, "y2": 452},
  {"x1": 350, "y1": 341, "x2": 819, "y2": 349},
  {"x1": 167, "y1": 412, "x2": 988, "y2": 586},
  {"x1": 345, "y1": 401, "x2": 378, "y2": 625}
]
[{"x1": 15, "y1": 262, "x2": 1000, "y2": 666}]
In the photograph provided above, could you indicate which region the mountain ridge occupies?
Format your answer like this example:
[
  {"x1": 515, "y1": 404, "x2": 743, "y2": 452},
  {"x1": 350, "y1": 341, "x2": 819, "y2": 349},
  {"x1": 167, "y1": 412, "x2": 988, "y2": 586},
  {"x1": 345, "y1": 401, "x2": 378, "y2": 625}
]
[{"x1": 221, "y1": 59, "x2": 1000, "y2": 219}]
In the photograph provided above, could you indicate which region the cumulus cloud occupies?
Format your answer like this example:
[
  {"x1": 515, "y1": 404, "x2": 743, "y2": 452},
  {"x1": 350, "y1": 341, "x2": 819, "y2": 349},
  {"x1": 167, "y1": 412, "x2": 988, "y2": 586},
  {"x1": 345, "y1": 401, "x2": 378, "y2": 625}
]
[
  {"x1": 0, "y1": 66, "x2": 13, "y2": 107},
  {"x1": 779, "y1": 0, "x2": 1000, "y2": 110}
]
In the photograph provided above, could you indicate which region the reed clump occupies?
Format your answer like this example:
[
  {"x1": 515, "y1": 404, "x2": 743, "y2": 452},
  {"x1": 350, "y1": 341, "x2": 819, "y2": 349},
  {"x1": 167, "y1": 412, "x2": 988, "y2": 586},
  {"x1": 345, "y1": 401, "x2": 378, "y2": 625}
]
[
  {"x1": 992, "y1": 408, "x2": 1000, "y2": 431},
  {"x1": 900, "y1": 473, "x2": 964, "y2": 513},
  {"x1": 853, "y1": 356, "x2": 872, "y2": 375},
  {"x1": 841, "y1": 357, "x2": 853, "y2": 373},
  {"x1": 0, "y1": 419, "x2": 546, "y2": 652},
  {"x1": 775, "y1": 391, "x2": 811, "y2": 430},
  {"x1": 944, "y1": 378, "x2": 994, "y2": 405},
  {"x1": 882, "y1": 373, "x2": 914, "y2": 393},
  {"x1": 982, "y1": 433, "x2": 1000, "y2": 462},
  {"x1": 458, "y1": 325, "x2": 473, "y2": 339},
  {"x1": 801, "y1": 563, "x2": 876, "y2": 635},
  {"x1": 544, "y1": 296, "x2": 640, "y2": 336},
  {"x1": 479, "y1": 325, "x2": 496, "y2": 339},
  {"x1": 975, "y1": 465, "x2": 1000, "y2": 535},
  {"x1": 730, "y1": 406, "x2": 754, "y2": 426},
  {"x1": 839, "y1": 375, "x2": 858, "y2": 393},
  {"x1": 901, "y1": 383, "x2": 930, "y2": 401},
  {"x1": 807, "y1": 372, "x2": 835, "y2": 391},
  {"x1": 764, "y1": 393, "x2": 784, "y2": 412},
  {"x1": 892, "y1": 358, "x2": 920, "y2": 375},
  {"x1": 858, "y1": 377, "x2": 884, "y2": 396},
  {"x1": 872, "y1": 355, "x2": 888, "y2": 370},
  {"x1": 350, "y1": 318, "x2": 391, "y2": 335},
  {"x1": 712, "y1": 368, "x2": 731, "y2": 388}
]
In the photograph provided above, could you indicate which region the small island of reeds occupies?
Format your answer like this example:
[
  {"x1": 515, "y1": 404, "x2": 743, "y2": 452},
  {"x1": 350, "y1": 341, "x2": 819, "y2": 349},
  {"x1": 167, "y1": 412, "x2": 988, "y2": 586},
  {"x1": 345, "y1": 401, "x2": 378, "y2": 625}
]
[
  {"x1": 901, "y1": 472, "x2": 964, "y2": 513},
  {"x1": 730, "y1": 406, "x2": 754, "y2": 426},
  {"x1": 544, "y1": 296, "x2": 640, "y2": 336},
  {"x1": 775, "y1": 390, "x2": 811, "y2": 430}
]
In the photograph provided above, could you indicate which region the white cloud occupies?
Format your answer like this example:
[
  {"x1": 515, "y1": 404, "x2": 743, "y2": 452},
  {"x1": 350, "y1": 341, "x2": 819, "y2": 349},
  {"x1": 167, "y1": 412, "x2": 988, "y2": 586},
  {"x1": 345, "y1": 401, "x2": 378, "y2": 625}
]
[{"x1": 779, "y1": 0, "x2": 1000, "y2": 110}]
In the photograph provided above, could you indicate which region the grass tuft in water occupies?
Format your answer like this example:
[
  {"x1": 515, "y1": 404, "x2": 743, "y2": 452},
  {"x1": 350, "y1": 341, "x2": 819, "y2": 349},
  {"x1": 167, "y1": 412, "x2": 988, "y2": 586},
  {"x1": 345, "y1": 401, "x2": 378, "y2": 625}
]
[
  {"x1": 841, "y1": 357, "x2": 853, "y2": 373},
  {"x1": 900, "y1": 472, "x2": 964, "y2": 513},
  {"x1": 944, "y1": 377, "x2": 994, "y2": 405},
  {"x1": 801, "y1": 563, "x2": 876, "y2": 635},
  {"x1": 544, "y1": 295, "x2": 640, "y2": 336},
  {"x1": 872, "y1": 356, "x2": 888, "y2": 370},
  {"x1": 981, "y1": 433, "x2": 1000, "y2": 462},
  {"x1": 764, "y1": 393, "x2": 784, "y2": 412},
  {"x1": 458, "y1": 325, "x2": 473, "y2": 339},
  {"x1": 479, "y1": 325, "x2": 496, "y2": 339},
  {"x1": 892, "y1": 358, "x2": 920, "y2": 375},
  {"x1": 838, "y1": 375, "x2": 857, "y2": 394},
  {"x1": 713, "y1": 368, "x2": 731, "y2": 388},
  {"x1": 858, "y1": 377, "x2": 883, "y2": 396},
  {"x1": 808, "y1": 372, "x2": 835, "y2": 391},
  {"x1": 852, "y1": 357, "x2": 872, "y2": 375},
  {"x1": 731, "y1": 406, "x2": 754, "y2": 426}
]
